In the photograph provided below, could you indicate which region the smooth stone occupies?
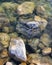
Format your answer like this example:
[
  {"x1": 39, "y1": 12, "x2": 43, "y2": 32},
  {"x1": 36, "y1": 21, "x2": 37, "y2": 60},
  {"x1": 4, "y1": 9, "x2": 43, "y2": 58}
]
[
  {"x1": 9, "y1": 38, "x2": 27, "y2": 62},
  {"x1": 6, "y1": 62, "x2": 13, "y2": 65},
  {"x1": 16, "y1": 21, "x2": 41, "y2": 39},
  {"x1": 42, "y1": 47, "x2": 51, "y2": 55},
  {"x1": 17, "y1": 2, "x2": 35, "y2": 15}
]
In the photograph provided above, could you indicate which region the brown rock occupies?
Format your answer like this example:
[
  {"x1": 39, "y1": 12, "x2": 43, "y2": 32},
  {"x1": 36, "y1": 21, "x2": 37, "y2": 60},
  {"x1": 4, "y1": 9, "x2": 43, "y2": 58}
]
[
  {"x1": 0, "y1": 49, "x2": 8, "y2": 58},
  {"x1": 19, "y1": 62, "x2": 26, "y2": 65},
  {"x1": 42, "y1": 47, "x2": 51, "y2": 55}
]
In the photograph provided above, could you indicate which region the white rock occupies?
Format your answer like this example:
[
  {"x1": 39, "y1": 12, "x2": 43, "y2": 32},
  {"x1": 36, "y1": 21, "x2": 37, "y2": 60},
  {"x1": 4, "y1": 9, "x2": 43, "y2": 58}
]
[
  {"x1": 6, "y1": 62, "x2": 13, "y2": 65},
  {"x1": 9, "y1": 38, "x2": 27, "y2": 62}
]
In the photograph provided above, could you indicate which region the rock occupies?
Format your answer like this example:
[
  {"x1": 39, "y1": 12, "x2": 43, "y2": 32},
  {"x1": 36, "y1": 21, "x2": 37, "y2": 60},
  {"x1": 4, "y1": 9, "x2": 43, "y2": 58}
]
[
  {"x1": 9, "y1": 38, "x2": 27, "y2": 62},
  {"x1": 0, "y1": 6, "x2": 4, "y2": 13},
  {"x1": 38, "y1": 43, "x2": 45, "y2": 49},
  {"x1": 16, "y1": 21, "x2": 41, "y2": 39},
  {"x1": 6, "y1": 62, "x2": 13, "y2": 65},
  {"x1": 0, "y1": 33, "x2": 10, "y2": 48},
  {"x1": 9, "y1": 32, "x2": 18, "y2": 38},
  {"x1": 0, "y1": 49, "x2": 8, "y2": 58},
  {"x1": 36, "y1": 4, "x2": 52, "y2": 18},
  {"x1": 34, "y1": 16, "x2": 48, "y2": 30},
  {"x1": 0, "y1": 12, "x2": 10, "y2": 29},
  {"x1": 28, "y1": 38, "x2": 39, "y2": 51},
  {"x1": 30, "y1": 64, "x2": 34, "y2": 65},
  {"x1": 0, "y1": 43, "x2": 4, "y2": 52},
  {"x1": 36, "y1": 5, "x2": 46, "y2": 17},
  {"x1": 2, "y1": 26, "x2": 15, "y2": 33},
  {"x1": 19, "y1": 62, "x2": 26, "y2": 65},
  {"x1": 42, "y1": 47, "x2": 51, "y2": 55},
  {"x1": 40, "y1": 33, "x2": 51, "y2": 47},
  {"x1": 17, "y1": 2, "x2": 35, "y2": 15},
  {"x1": 0, "y1": 58, "x2": 9, "y2": 65}
]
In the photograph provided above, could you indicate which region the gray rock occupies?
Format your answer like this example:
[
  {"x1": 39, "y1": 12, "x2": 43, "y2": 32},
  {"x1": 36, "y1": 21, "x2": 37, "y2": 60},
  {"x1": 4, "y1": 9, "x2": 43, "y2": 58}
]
[
  {"x1": 16, "y1": 21, "x2": 41, "y2": 39},
  {"x1": 9, "y1": 38, "x2": 27, "y2": 62}
]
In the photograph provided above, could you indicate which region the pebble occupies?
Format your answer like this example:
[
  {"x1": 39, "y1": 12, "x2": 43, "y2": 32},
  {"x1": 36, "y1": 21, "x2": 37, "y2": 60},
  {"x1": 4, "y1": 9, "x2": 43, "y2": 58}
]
[
  {"x1": 6, "y1": 62, "x2": 13, "y2": 65},
  {"x1": 42, "y1": 47, "x2": 51, "y2": 55}
]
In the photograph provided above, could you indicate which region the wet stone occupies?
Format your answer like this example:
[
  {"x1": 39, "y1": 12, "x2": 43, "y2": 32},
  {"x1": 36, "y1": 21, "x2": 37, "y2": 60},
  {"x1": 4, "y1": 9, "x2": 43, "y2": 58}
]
[
  {"x1": 16, "y1": 21, "x2": 41, "y2": 39},
  {"x1": 17, "y1": 2, "x2": 35, "y2": 15},
  {"x1": 9, "y1": 38, "x2": 27, "y2": 62},
  {"x1": 42, "y1": 47, "x2": 51, "y2": 55}
]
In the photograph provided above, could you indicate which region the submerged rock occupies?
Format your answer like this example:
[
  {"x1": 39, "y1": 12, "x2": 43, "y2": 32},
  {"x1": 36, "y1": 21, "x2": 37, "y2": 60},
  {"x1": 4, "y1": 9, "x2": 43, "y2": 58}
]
[
  {"x1": 16, "y1": 21, "x2": 41, "y2": 39},
  {"x1": 42, "y1": 47, "x2": 51, "y2": 55},
  {"x1": 40, "y1": 33, "x2": 51, "y2": 47},
  {"x1": 6, "y1": 62, "x2": 13, "y2": 65},
  {"x1": 0, "y1": 33, "x2": 10, "y2": 48},
  {"x1": 0, "y1": 43, "x2": 4, "y2": 52},
  {"x1": 9, "y1": 38, "x2": 27, "y2": 62},
  {"x1": 17, "y1": 2, "x2": 35, "y2": 15},
  {"x1": 34, "y1": 16, "x2": 48, "y2": 31},
  {"x1": 28, "y1": 38, "x2": 39, "y2": 51},
  {"x1": 0, "y1": 49, "x2": 8, "y2": 58}
]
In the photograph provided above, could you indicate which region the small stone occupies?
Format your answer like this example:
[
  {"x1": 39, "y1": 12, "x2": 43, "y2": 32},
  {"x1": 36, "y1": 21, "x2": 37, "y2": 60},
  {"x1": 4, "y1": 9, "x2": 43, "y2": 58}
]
[
  {"x1": 30, "y1": 63, "x2": 34, "y2": 65},
  {"x1": 42, "y1": 47, "x2": 51, "y2": 55},
  {"x1": 28, "y1": 38, "x2": 39, "y2": 51},
  {"x1": 0, "y1": 43, "x2": 4, "y2": 52},
  {"x1": 36, "y1": 5, "x2": 45, "y2": 15},
  {"x1": 0, "y1": 49, "x2": 8, "y2": 58},
  {"x1": 19, "y1": 62, "x2": 26, "y2": 65},
  {"x1": 34, "y1": 16, "x2": 48, "y2": 30},
  {"x1": 0, "y1": 33, "x2": 10, "y2": 48},
  {"x1": 9, "y1": 38, "x2": 27, "y2": 62},
  {"x1": 38, "y1": 43, "x2": 45, "y2": 49},
  {"x1": 40, "y1": 33, "x2": 51, "y2": 47},
  {"x1": 17, "y1": 2, "x2": 35, "y2": 15},
  {"x1": 6, "y1": 62, "x2": 13, "y2": 65}
]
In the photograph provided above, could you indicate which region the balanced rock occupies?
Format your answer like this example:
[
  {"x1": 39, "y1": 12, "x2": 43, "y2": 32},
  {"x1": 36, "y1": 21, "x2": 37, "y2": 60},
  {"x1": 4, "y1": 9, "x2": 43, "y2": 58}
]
[
  {"x1": 9, "y1": 38, "x2": 27, "y2": 62},
  {"x1": 16, "y1": 21, "x2": 41, "y2": 39},
  {"x1": 17, "y1": 2, "x2": 35, "y2": 15}
]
